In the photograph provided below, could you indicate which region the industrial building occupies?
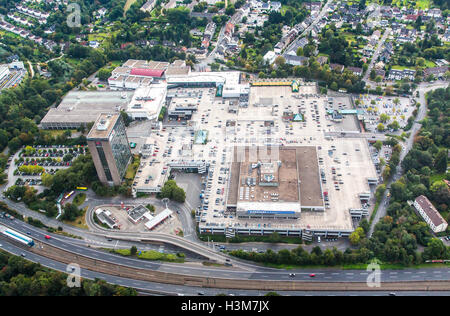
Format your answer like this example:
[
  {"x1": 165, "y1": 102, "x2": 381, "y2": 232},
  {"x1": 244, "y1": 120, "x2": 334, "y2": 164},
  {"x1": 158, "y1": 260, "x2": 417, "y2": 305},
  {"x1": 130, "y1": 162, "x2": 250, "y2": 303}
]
[
  {"x1": 87, "y1": 113, "x2": 132, "y2": 186},
  {"x1": 40, "y1": 91, "x2": 133, "y2": 129}
]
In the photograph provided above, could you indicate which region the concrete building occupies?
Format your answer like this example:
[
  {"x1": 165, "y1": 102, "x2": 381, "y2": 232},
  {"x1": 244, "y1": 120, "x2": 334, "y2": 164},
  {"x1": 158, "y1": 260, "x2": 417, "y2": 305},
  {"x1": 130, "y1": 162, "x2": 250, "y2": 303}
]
[
  {"x1": 87, "y1": 113, "x2": 132, "y2": 186},
  {"x1": 226, "y1": 146, "x2": 325, "y2": 219},
  {"x1": 40, "y1": 91, "x2": 133, "y2": 129},
  {"x1": 140, "y1": 0, "x2": 156, "y2": 12},
  {"x1": 95, "y1": 209, "x2": 118, "y2": 229},
  {"x1": 145, "y1": 208, "x2": 173, "y2": 230},
  {"x1": 126, "y1": 84, "x2": 167, "y2": 120},
  {"x1": 128, "y1": 205, "x2": 153, "y2": 224},
  {"x1": 413, "y1": 195, "x2": 448, "y2": 233}
]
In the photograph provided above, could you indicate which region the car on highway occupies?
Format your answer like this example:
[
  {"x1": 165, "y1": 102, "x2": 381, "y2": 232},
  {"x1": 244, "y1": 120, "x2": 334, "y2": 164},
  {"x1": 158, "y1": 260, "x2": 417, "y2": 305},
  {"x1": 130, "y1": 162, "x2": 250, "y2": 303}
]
[
  {"x1": 309, "y1": 273, "x2": 316, "y2": 277},
  {"x1": 44, "y1": 235, "x2": 52, "y2": 240},
  {"x1": 289, "y1": 273, "x2": 296, "y2": 277}
]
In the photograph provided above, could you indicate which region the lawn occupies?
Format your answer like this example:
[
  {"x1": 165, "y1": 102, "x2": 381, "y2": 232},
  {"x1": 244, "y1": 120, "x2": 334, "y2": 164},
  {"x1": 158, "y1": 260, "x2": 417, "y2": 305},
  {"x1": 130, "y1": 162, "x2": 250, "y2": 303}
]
[
  {"x1": 125, "y1": 154, "x2": 140, "y2": 181},
  {"x1": 111, "y1": 248, "x2": 185, "y2": 263},
  {"x1": 392, "y1": 65, "x2": 414, "y2": 70},
  {"x1": 46, "y1": 129, "x2": 77, "y2": 138},
  {"x1": 88, "y1": 33, "x2": 109, "y2": 42},
  {"x1": 423, "y1": 60, "x2": 436, "y2": 68},
  {"x1": 72, "y1": 193, "x2": 86, "y2": 207},
  {"x1": 391, "y1": 0, "x2": 430, "y2": 9},
  {"x1": 430, "y1": 172, "x2": 448, "y2": 183}
]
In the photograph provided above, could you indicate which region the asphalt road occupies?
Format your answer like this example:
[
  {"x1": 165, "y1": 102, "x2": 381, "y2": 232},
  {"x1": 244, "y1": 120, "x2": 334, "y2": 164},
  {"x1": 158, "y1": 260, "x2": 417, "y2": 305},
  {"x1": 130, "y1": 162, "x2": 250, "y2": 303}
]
[
  {"x1": 282, "y1": 0, "x2": 333, "y2": 58},
  {"x1": 1, "y1": 217, "x2": 450, "y2": 285},
  {"x1": 1, "y1": 236, "x2": 449, "y2": 296},
  {"x1": 368, "y1": 82, "x2": 449, "y2": 236},
  {"x1": 363, "y1": 28, "x2": 391, "y2": 82}
]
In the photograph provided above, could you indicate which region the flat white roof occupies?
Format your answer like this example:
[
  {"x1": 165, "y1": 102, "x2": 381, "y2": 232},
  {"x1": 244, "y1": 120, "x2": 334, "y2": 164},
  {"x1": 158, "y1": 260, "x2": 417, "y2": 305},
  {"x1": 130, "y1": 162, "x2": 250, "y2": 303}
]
[
  {"x1": 127, "y1": 84, "x2": 167, "y2": 116},
  {"x1": 145, "y1": 208, "x2": 173, "y2": 230}
]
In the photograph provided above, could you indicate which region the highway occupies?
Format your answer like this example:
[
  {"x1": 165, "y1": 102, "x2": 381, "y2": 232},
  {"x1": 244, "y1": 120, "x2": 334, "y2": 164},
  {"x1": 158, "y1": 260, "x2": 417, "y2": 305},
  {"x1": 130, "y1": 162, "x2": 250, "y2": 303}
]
[
  {"x1": 1, "y1": 217, "x2": 450, "y2": 287},
  {"x1": 2, "y1": 238, "x2": 449, "y2": 296}
]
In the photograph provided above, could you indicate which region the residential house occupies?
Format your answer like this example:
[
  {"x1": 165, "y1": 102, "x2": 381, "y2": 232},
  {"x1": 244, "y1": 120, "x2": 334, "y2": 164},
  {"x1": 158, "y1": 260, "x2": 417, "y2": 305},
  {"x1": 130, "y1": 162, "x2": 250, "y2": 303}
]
[
  {"x1": 413, "y1": 195, "x2": 448, "y2": 233},
  {"x1": 285, "y1": 55, "x2": 308, "y2": 66},
  {"x1": 330, "y1": 64, "x2": 344, "y2": 73},
  {"x1": 347, "y1": 66, "x2": 363, "y2": 76},
  {"x1": 423, "y1": 66, "x2": 449, "y2": 78}
]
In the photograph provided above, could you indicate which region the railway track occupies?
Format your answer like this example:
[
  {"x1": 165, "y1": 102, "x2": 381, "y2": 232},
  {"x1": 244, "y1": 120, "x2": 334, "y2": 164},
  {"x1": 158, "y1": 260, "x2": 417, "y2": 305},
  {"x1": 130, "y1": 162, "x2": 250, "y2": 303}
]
[{"x1": 30, "y1": 239, "x2": 450, "y2": 292}]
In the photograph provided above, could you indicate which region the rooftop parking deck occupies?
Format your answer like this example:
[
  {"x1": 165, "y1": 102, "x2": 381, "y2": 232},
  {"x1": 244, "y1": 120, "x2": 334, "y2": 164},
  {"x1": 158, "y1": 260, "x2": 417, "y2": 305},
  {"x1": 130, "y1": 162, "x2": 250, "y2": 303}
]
[{"x1": 126, "y1": 84, "x2": 378, "y2": 234}]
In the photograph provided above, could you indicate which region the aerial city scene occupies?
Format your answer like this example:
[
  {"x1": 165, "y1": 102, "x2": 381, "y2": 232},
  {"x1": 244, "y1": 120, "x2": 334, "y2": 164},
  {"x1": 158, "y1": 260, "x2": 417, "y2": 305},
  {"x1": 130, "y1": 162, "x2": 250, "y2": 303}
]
[{"x1": 0, "y1": 0, "x2": 448, "y2": 300}]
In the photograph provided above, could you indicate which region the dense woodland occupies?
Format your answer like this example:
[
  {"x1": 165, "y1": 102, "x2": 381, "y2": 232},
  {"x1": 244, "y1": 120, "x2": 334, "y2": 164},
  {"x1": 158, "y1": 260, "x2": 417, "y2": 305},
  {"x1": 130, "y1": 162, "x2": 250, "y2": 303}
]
[{"x1": 0, "y1": 250, "x2": 136, "y2": 296}]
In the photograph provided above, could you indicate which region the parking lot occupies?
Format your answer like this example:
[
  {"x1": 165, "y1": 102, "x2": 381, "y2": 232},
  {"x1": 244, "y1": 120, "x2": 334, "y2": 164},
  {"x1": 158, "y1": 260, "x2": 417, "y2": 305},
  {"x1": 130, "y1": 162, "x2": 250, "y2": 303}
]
[
  {"x1": 355, "y1": 95, "x2": 415, "y2": 132},
  {"x1": 0, "y1": 69, "x2": 26, "y2": 91},
  {"x1": 128, "y1": 84, "x2": 378, "y2": 234},
  {"x1": 6, "y1": 145, "x2": 86, "y2": 192}
]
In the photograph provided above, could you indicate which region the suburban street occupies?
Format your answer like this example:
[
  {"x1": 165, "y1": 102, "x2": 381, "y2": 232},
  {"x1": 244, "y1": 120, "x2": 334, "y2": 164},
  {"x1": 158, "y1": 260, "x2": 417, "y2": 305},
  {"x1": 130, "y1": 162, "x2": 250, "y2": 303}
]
[
  {"x1": 363, "y1": 28, "x2": 391, "y2": 82},
  {"x1": 282, "y1": 0, "x2": 333, "y2": 58},
  {"x1": 368, "y1": 81, "x2": 449, "y2": 236}
]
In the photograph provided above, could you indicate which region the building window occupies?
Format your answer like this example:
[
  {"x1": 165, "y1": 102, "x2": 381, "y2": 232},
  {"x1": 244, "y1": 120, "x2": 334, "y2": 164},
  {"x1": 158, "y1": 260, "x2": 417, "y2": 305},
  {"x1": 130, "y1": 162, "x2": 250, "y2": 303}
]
[{"x1": 96, "y1": 143, "x2": 113, "y2": 182}]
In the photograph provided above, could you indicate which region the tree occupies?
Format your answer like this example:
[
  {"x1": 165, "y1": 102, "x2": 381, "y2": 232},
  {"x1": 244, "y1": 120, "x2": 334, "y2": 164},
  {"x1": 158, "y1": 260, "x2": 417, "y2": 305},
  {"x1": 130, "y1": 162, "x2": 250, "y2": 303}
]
[
  {"x1": 380, "y1": 114, "x2": 390, "y2": 123},
  {"x1": 63, "y1": 153, "x2": 74, "y2": 162},
  {"x1": 434, "y1": 149, "x2": 448, "y2": 173},
  {"x1": 274, "y1": 56, "x2": 286, "y2": 67},
  {"x1": 225, "y1": 5, "x2": 235, "y2": 16},
  {"x1": 349, "y1": 231, "x2": 361, "y2": 245},
  {"x1": 130, "y1": 246, "x2": 137, "y2": 256},
  {"x1": 374, "y1": 141, "x2": 383, "y2": 152},
  {"x1": 377, "y1": 123, "x2": 385, "y2": 132},
  {"x1": 62, "y1": 203, "x2": 81, "y2": 221},
  {"x1": 41, "y1": 173, "x2": 54, "y2": 187},
  {"x1": 375, "y1": 184, "x2": 386, "y2": 202},
  {"x1": 97, "y1": 68, "x2": 112, "y2": 81},
  {"x1": 172, "y1": 186, "x2": 186, "y2": 203},
  {"x1": 423, "y1": 238, "x2": 448, "y2": 260},
  {"x1": 382, "y1": 165, "x2": 391, "y2": 182},
  {"x1": 388, "y1": 120, "x2": 400, "y2": 131}
]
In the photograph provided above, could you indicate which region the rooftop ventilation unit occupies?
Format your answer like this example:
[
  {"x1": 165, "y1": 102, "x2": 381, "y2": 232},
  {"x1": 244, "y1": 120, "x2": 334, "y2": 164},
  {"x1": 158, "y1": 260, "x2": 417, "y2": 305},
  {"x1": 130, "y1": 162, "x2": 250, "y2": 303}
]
[{"x1": 97, "y1": 119, "x2": 109, "y2": 131}]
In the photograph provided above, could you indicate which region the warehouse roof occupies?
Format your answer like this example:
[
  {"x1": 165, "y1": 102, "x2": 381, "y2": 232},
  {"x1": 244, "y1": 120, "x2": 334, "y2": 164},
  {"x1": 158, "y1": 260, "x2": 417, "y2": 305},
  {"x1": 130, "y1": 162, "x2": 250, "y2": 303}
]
[{"x1": 130, "y1": 68, "x2": 165, "y2": 77}]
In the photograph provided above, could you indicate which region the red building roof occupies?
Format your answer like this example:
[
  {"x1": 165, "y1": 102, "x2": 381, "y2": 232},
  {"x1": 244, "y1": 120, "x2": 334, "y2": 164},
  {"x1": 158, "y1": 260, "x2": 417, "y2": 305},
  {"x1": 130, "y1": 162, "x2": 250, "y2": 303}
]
[{"x1": 130, "y1": 68, "x2": 165, "y2": 77}]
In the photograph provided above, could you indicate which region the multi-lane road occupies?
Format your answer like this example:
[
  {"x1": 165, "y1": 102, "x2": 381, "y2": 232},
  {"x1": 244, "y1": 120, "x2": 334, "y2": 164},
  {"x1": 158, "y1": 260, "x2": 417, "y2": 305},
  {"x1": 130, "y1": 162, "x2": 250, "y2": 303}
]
[{"x1": 1, "y1": 216, "x2": 450, "y2": 295}]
